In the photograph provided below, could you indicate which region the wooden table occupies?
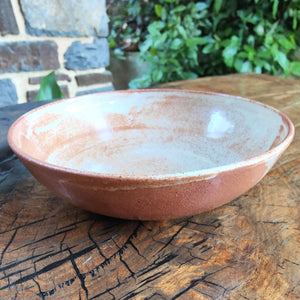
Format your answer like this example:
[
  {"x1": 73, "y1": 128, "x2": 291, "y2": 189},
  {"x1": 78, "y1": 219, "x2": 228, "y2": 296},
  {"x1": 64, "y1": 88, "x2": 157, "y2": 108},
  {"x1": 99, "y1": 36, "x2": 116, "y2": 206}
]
[{"x1": 0, "y1": 73, "x2": 299, "y2": 299}]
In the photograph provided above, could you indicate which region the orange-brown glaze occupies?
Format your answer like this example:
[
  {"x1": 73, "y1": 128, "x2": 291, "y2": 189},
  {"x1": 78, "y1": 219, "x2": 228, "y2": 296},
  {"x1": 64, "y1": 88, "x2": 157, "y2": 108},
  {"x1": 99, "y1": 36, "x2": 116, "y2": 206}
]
[{"x1": 8, "y1": 89, "x2": 294, "y2": 219}]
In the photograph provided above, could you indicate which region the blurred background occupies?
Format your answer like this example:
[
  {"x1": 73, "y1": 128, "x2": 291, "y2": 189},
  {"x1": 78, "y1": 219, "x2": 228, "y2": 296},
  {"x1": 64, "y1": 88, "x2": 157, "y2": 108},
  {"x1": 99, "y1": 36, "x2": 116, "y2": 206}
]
[{"x1": 0, "y1": 0, "x2": 299, "y2": 107}]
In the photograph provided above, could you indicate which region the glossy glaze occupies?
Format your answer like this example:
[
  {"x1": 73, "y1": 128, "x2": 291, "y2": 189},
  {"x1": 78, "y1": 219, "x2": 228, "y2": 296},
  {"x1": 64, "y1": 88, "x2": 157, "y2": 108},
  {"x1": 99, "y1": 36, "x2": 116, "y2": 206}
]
[{"x1": 8, "y1": 90, "x2": 294, "y2": 219}]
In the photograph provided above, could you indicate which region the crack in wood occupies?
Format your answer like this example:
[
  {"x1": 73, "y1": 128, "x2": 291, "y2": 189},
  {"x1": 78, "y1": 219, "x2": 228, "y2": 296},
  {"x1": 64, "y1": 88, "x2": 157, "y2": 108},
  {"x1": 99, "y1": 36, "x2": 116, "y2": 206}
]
[
  {"x1": 138, "y1": 253, "x2": 177, "y2": 278},
  {"x1": 0, "y1": 243, "x2": 95, "y2": 291},
  {"x1": 188, "y1": 219, "x2": 221, "y2": 229},
  {"x1": 145, "y1": 292, "x2": 168, "y2": 300},
  {"x1": 193, "y1": 237, "x2": 209, "y2": 247},
  {"x1": 0, "y1": 266, "x2": 32, "y2": 282},
  {"x1": 157, "y1": 222, "x2": 188, "y2": 253},
  {"x1": 87, "y1": 221, "x2": 107, "y2": 260},
  {"x1": 108, "y1": 290, "x2": 116, "y2": 300},
  {"x1": 119, "y1": 252, "x2": 135, "y2": 277},
  {"x1": 10, "y1": 227, "x2": 75, "y2": 253},
  {"x1": 67, "y1": 247, "x2": 89, "y2": 299},
  {"x1": 1, "y1": 223, "x2": 142, "y2": 296},
  {"x1": 171, "y1": 266, "x2": 235, "y2": 300},
  {"x1": 171, "y1": 277, "x2": 206, "y2": 299},
  {"x1": 0, "y1": 215, "x2": 57, "y2": 235},
  {"x1": 55, "y1": 217, "x2": 92, "y2": 232},
  {"x1": 122, "y1": 288, "x2": 147, "y2": 300},
  {"x1": 88, "y1": 276, "x2": 130, "y2": 300},
  {"x1": 238, "y1": 294, "x2": 251, "y2": 300},
  {"x1": 60, "y1": 232, "x2": 67, "y2": 252},
  {"x1": 283, "y1": 258, "x2": 300, "y2": 266},
  {"x1": 10, "y1": 196, "x2": 29, "y2": 227},
  {"x1": 128, "y1": 240, "x2": 146, "y2": 260},
  {"x1": 139, "y1": 269, "x2": 170, "y2": 288},
  {"x1": 0, "y1": 229, "x2": 18, "y2": 265},
  {"x1": 33, "y1": 246, "x2": 77, "y2": 265},
  {"x1": 0, "y1": 250, "x2": 52, "y2": 276},
  {"x1": 284, "y1": 284, "x2": 300, "y2": 297},
  {"x1": 33, "y1": 278, "x2": 45, "y2": 299}
]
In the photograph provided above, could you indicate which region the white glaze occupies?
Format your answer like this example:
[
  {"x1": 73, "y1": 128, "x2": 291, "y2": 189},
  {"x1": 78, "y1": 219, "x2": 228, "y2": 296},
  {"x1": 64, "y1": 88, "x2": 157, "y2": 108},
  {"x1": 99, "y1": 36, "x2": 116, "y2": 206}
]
[{"x1": 12, "y1": 90, "x2": 290, "y2": 177}]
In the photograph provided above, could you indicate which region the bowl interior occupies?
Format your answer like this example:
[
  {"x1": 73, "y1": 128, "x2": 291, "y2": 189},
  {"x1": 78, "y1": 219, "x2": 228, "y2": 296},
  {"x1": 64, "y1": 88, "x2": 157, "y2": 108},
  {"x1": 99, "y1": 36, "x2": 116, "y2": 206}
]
[{"x1": 10, "y1": 90, "x2": 290, "y2": 176}]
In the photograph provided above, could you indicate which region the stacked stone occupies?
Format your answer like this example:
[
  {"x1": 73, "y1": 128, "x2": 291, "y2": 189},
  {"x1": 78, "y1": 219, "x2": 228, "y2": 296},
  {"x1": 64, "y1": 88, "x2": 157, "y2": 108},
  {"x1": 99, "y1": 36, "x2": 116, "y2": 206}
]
[{"x1": 0, "y1": 0, "x2": 112, "y2": 107}]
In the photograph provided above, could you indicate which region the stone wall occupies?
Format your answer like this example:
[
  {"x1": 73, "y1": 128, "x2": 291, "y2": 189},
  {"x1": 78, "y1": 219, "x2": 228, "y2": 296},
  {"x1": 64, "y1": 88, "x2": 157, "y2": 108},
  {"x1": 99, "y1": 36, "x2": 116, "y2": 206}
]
[{"x1": 0, "y1": 0, "x2": 113, "y2": 107}]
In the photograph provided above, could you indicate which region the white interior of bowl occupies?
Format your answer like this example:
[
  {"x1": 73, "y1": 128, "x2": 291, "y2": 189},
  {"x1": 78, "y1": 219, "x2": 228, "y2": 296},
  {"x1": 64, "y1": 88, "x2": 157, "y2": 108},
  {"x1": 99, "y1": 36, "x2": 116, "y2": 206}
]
[{"x1": 11, "y1": 90, "x2": 290, "y2": 176}]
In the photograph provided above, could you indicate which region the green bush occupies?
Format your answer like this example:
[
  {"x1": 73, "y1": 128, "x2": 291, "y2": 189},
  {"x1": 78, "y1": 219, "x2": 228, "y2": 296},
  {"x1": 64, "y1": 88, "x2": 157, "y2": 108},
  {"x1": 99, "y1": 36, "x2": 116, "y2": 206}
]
[
  {"x1": 128, "y1": 0, "x2": 300, "y2": 89},
  {"x1": 107, "y1": 0, "x2": 154, "y2": 59}
]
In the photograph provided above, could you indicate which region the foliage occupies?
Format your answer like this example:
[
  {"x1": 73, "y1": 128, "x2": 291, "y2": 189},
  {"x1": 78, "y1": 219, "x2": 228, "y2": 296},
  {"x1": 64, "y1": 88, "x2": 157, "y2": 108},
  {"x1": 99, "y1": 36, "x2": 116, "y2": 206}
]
[
  {"x1": 107, "y1": 0, "x2": 154, "y2": 59},
  {"x1": 128, "y1": 0, "x2": 300, "y2": 89},
  {"x1": 34, "y1": 71, "x2": 65, "y2": 101}
]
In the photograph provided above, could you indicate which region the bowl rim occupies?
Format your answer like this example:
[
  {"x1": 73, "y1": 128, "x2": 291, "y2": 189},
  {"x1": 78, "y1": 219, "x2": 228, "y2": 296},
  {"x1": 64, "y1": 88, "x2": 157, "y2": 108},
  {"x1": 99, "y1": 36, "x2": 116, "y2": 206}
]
[{"x1": 7, "y1": 89, "x2": 295, "y2": 181}]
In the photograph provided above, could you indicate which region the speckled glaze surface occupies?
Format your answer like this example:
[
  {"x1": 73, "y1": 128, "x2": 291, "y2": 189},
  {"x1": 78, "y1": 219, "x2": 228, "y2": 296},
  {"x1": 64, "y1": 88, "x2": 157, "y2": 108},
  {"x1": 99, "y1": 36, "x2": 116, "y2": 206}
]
[{"x1": 8, "y1": 90, "x2": 294, "y2": 220}]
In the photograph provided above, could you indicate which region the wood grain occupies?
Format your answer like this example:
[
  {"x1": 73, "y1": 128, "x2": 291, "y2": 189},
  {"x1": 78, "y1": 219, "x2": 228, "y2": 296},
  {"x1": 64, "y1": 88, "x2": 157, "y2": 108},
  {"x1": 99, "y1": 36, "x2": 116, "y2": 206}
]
[{"x1": 0, "y1": 73, "x2": 299, "y2": 299}]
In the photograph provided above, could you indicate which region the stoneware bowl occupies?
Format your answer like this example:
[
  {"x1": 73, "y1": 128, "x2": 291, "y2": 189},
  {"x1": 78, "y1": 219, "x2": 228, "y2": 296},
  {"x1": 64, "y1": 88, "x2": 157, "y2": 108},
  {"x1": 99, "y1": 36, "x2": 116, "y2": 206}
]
[{"x1": 8, "y1": 90, "x2": 294, "y2": 220}]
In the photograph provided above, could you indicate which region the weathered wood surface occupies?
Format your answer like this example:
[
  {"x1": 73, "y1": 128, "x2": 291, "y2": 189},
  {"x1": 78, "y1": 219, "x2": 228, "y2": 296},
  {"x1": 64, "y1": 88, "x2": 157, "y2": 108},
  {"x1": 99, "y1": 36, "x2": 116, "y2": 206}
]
[{"x1": 0, "y1": 73, "x2": 299, "y2": 299}]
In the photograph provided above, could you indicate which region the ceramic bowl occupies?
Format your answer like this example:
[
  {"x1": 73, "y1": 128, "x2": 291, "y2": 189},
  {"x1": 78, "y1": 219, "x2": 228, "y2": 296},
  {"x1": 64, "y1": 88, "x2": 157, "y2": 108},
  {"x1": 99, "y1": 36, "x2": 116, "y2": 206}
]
[{"x1": 8, "y1": 90, "x2": 294, "y2": 220}]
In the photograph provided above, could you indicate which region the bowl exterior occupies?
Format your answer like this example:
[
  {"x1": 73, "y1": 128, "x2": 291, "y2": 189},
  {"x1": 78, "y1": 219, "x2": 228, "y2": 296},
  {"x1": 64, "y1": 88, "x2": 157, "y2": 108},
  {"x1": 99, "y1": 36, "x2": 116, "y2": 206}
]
[
  {"x1": 8, "y1": 90, "x2": 294, "y2": 220},
  {"x1": 18, "y1": 149, "x2": 283, "y2": 220}
]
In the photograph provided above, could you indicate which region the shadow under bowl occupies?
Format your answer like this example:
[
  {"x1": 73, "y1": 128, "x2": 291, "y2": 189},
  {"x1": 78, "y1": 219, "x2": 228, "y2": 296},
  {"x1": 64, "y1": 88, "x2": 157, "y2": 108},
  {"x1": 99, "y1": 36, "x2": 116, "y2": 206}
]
[{"x1": 8, "y1": 90, "x2": 294, "y2": 220}]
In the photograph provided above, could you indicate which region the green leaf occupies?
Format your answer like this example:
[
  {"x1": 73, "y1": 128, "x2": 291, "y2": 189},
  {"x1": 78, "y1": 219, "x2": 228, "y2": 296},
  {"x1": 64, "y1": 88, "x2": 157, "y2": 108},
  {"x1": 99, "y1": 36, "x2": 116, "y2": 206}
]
[
  {"x1": 214, "y1": 0, "x2": 223, "y2": 13},
  {"x1": 154, "y1": 32, "x2": 168, "y2": 47},
  {"x1": 255, "y1": 24, "x2": 264, "y2": 36},
  {"x1": 196, "y1": 2, "x2": 208, "y2": 11},
  {"x1": 272, "y1": 0, "x2": 279, "y2": 18},
  {"x1": 265, "y1": 33, "x2": 273, "y2": 46},
  {"x1": 254, "y1": 58, "x2": 265, "y2": 67},
  {"x1": 290, "y1": 62, "x2": 300, "y2": 76},
  {"x1": 129, "y1": 76, "x2": 152, "y2": 89},
  {"x1": 254, "y1": 65, "x2": 262, "y2": 73},
  {"x1": 234, "y1": 58, "x2": 244, "y2": 72},
  {"x1": 293, "y1": 9, "x2": 298, "y2": 30},
  {"x1": 187, "y1": 37, "x2": 210, "y2": 47},
  {"x1": 113, "y1": 48, "x2": 126, "y2": 60},
  {"x1": 108, "y1": 39, "x2": 115, "y2": 48},
  {"x1": 139, "y1": 39, "x2": 152, "y2": 53},
  {"x1": 177, "y1": 25, "x2": 187, "y2": 39},
  {"x1": 244, "y1": 45, "x2": 256, "y2": 61},
  {"x1": 237, "y1": 51, "x2": 249, "y2": 59},
  {"x1": 35, "y1": 71, "x2": 65, "y2": 101},
  {"x1": 181, "y1": 72, "x2": 198, "y2": 79},
  {"x1": 148, "y1": 21, "x2": 164, "y2": 36},
  {"x1": 244, "y1": 45, "x2": 256, "y2": 54},
  {"x1": 263, "y1": 61, "x2": 271, "y2": 71},
  {"x1": 197, "y1": 36, "x2": 214, "y2": 44},
  {"x1": 257, "y1": 46, "x2": 271, "y2": 59},
  {"x1": 277, "y1": 36, "x2": 295, "y2": 50},
  {"x1": 169, "y1": 58, "x2": 181, "y2": 67},
  {"x1": 222, "y1": 36, "x2": 240, "y2": 67},
  {"x1": 171, "y1": 38, "x2": 183, "y2": 50},
  {"x1": 155, "y1": 4, "x2": 163, "y2": 18},
  {"x1": 202, "y1": 43, "x2": 214, "y2": 54},
  {"x1": 150, "y1": 47, "x2": 157, "y2": 56},
  {"x1": 241, "y1": 61, "x2": 253, "y2": 72},
  {"x1": 152, "y1": 69, "x2": 163, "y2": 82},
  {"x1": 161, "y1": 7, "x2": 167, "y2": 21},
  {"x1": 275, "y1": 51, "x2": 289, "y2": 70},
  {"x1": 173, "y1": 5, "x2": 186, "y2": 13}
]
